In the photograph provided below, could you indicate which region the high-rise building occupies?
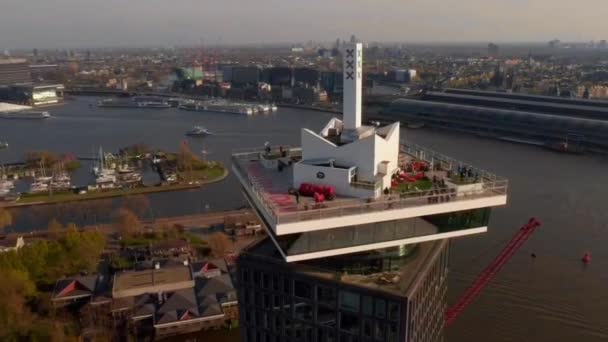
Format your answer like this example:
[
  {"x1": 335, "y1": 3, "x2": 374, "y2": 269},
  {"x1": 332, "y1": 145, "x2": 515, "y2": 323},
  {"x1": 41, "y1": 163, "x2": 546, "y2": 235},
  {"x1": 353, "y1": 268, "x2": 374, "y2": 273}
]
[
  {"x1": 0, "y1": 58, "x2": 32, "y2": 86},
  {"x1": 231, "y1": 39, "x2": 508, "y2": 342}
]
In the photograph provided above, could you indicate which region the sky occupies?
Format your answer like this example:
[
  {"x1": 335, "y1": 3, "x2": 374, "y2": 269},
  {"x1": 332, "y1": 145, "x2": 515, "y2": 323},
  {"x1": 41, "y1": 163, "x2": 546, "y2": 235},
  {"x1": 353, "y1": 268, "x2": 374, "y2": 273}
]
[{"x1": 1, "y1": 0, "x2": 606, "y2": 49}]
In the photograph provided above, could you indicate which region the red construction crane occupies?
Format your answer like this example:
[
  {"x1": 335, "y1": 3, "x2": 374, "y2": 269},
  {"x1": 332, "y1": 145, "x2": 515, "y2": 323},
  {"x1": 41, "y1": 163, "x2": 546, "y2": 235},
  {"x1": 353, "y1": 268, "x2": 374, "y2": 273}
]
[{"x1": 445, "y1": 217, "x2": 541, "y2": 326}]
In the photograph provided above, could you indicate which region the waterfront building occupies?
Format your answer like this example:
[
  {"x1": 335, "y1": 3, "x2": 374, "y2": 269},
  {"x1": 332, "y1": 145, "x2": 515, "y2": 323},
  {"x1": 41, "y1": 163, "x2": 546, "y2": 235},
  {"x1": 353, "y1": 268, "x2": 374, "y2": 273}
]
[
  {"x1": 0, "y1": 58, "x2": 32, "y2": 85},
  {"x1": 232, "y1": 40, "x2": 508, "y2": 341},
  {"x1": 231, "y1": 66, "x2": 261, "y2": 87}
]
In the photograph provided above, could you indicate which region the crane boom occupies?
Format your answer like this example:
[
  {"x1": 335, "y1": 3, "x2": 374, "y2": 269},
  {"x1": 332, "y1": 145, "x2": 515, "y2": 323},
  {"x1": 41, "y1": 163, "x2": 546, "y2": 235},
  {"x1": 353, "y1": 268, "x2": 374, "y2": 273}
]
[{"x1": 445, "y1": 217, "x2": 541, "y2": 326}]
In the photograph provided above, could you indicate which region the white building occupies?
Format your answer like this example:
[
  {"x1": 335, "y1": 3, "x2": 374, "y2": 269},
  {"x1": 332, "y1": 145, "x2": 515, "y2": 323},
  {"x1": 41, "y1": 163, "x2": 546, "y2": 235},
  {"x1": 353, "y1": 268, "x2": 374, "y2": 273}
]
[{"x1": 293, "y1": 42, "x2": 400, "y2": 198}]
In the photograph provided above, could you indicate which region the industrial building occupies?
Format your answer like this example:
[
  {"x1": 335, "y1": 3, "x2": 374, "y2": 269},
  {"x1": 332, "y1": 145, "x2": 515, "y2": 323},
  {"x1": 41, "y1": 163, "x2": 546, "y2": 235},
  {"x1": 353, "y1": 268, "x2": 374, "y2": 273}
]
[
  {"x1": 232, "y1": 40, "x2": 508, "y2": 341},
  {"x1": 384, "y1": 91, "x2": 608, "y2": 153}
]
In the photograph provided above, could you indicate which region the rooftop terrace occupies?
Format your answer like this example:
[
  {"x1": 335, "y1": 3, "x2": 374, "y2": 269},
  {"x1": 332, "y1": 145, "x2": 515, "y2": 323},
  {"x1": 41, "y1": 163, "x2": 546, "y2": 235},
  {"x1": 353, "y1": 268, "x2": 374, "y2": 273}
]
[{"x1": 231, "y1": 141, "x2": 507, "y2": 235}]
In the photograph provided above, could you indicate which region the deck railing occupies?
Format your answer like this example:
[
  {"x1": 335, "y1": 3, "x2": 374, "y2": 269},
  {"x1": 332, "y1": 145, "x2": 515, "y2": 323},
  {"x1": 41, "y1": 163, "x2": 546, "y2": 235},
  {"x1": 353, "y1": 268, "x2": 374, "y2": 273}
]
[{"x1": 232, "y1": 143, "x2": 508, "y2": 225}]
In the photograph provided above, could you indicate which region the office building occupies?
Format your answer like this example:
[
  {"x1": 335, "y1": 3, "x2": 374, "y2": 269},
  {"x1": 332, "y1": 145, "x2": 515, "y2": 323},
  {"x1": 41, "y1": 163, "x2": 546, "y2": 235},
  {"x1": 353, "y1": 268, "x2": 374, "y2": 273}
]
[
  {"x1": 294, "y1": 68, "x2": 319, "y2": 87},
  {"x1": 231, "y1": 66, "x2": 261, "y2": 86},
  {"x1": 232, "y1": 40, "x2": 508, "y2": 342}
]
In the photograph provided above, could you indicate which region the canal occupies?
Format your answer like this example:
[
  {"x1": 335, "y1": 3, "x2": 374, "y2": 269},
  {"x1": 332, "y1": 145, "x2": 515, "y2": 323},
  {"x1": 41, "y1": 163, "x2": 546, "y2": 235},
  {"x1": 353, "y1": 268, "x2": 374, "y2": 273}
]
[{"x1": 0, "y1": 97, "x2": 606, "y2": 341}]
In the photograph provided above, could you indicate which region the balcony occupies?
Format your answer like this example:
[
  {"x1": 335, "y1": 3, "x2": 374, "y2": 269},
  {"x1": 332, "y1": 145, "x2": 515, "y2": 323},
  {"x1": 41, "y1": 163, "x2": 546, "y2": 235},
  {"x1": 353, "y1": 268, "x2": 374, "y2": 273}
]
[{"x1": 231, "y1": 142, "x2": 507, "y2": 236}]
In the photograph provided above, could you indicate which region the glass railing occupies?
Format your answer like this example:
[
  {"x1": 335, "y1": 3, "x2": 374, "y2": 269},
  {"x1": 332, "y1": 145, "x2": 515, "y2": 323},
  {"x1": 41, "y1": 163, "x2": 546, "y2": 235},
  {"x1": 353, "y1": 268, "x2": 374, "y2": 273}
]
[{"x1": 232, "y1": 143, "x2": 507, "y2": 226}]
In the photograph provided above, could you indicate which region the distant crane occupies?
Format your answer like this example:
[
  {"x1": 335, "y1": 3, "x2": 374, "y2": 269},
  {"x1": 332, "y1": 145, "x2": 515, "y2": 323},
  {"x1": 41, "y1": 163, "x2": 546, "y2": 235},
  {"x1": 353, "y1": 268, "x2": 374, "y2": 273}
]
[{"x1": 445, "y1": 217, "x2": 541, "y2": 326}]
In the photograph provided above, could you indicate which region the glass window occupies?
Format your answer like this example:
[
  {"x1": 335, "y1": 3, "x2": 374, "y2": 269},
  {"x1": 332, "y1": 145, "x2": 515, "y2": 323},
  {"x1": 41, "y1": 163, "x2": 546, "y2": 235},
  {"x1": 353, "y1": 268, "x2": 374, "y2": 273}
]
[
  {"x1": 263, "y1": 273, "x2": 271, "y2": 289},
  {"x1": 388, "y1": 302, "x2": 399, "y2": 321},
  {"x1": 340, "y1": 291, "x2": 360, "y2": 312},
  {"x1": 242, "y1": 269, "x2": 250, "y2": 283},
  {"x1": 295, "y1": 280, "x2": 313, "y2": 299},
  {"x1": 363, "y1": 318, "x2": 373, "y2": 337},
  {"x1": 362, "y1": 296, "x2": 373, "y2": 316},
  {"x1": 318, "y1": 285, "x2": 337, "y2": 307},
  {"x1": 388, "y1": 323, "x2": 398, "y2": 342},
  {"x1": 272, "y1": 275, "x2": 280, "y2": 291},
  {"x1": 294, "y1": 300, "x2": 314, "y2": 322},
  {"x1": 375, "y1": 299, "x2": 386, "y2": 319},
  {"x1": 318, "y1": 305, "x2": 337, "y2": 327},
  {"x1": 340, "y1": 311, "x2": 360, "y2": 334},
  {"x1": 374, "y1": 321, "x2": 385, "y2": 340},
  {"x1": 318, "y1": 327, "x2": 336, "y2": 342},
  {"x1": 283, "y1": 278, "x2": 292, "y2": 295}
]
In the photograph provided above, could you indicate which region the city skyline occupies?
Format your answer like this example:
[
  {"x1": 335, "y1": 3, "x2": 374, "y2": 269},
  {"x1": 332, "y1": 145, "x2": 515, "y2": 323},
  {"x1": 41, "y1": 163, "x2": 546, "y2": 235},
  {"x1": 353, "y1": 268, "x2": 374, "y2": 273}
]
[{"x1": 1, "y1": 0, "x2": 607, "y2": 49}]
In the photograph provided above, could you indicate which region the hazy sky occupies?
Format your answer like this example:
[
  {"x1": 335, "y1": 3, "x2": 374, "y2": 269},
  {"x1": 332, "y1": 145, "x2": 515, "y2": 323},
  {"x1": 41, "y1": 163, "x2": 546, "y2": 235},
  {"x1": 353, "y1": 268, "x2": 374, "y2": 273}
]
[{"x1": 1, "y1": 0, "x2": 606, "y2": 49}]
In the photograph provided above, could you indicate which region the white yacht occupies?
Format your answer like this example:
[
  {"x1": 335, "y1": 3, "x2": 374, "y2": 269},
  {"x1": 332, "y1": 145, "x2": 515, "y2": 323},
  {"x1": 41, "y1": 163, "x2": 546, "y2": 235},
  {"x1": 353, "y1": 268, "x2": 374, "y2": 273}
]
[{"x1": 186, "y1": 126, "x2": 212, "y2": 137}]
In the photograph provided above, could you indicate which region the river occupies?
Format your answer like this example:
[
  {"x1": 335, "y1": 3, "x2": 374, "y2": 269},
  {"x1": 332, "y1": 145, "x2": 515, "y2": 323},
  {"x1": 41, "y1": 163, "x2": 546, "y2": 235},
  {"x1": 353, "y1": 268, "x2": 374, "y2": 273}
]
[{"x1": 0, "y1": 97, "x2": 606, "y2": 341}]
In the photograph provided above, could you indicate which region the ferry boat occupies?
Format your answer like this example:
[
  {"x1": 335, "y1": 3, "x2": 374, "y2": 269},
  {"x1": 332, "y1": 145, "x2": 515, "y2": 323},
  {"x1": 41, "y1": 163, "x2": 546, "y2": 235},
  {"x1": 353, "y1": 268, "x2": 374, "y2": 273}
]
[
  {"x1": 178, "y1": 100, "x2": 254, "y2": 115},
  {"x1": 186, "y1": 126, "x2": 212, "y2": 137},
  {"x1": 98, "y1": 98, "x2": 171, "y2": 108},
  {"x1": 0, "y1": 111, "x2": 50, "y2": 119}
]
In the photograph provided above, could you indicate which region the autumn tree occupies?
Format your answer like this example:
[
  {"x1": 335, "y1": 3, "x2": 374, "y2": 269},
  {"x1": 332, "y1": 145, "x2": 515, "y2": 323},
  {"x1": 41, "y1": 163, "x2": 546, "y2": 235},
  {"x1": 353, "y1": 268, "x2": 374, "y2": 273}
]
[
  {"x1": 0, "y1": 208, "x2": 12, "y2": 232},
  {"x1": 47, "y1": 218, "x2": 63, "y2": 238},
  {"x1": 115, "y1": 208, "x2": 142, "y2": 238},
  {"x1": 207, "y1": 232, "x2": 232, "y2": 257},
  {"x1": 122, "y1": 194, "x2": 151, "y2": 219}
]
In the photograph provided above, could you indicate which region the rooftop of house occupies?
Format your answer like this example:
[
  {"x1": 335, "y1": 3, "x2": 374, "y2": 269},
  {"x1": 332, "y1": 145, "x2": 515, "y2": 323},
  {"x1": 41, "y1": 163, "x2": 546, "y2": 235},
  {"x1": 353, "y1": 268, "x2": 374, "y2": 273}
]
[
  {"x1": 112, "y1": 265, "x2": 193, "y2": 298},
  {"x1": 52, "y1": 274, "x2": 109, "y2": 301}
]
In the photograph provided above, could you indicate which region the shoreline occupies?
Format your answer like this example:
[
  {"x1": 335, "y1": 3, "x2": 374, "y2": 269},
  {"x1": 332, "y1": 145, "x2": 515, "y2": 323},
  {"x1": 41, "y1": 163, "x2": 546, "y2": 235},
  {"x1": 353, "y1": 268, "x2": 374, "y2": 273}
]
[{"x1": 2, "y1": 168, "x2": 229, "y2": 209}]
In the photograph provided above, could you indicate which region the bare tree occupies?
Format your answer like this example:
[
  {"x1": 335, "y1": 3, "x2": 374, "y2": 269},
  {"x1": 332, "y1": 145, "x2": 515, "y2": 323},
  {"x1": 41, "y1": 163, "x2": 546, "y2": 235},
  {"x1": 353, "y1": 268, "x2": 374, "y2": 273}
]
[
  {"x1": 115, "y1": 208, "x2": 142, "y2": 238},
  {"x1": 207, "y1": 232, "x2": 232, "y2": 257}
]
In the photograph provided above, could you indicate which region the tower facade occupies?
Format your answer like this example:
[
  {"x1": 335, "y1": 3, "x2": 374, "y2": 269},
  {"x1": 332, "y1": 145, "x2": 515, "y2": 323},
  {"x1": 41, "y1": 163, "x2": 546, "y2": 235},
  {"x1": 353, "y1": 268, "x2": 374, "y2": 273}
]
[{"x1": 342, "y1": 42, "x2": 363, "y2": 130}]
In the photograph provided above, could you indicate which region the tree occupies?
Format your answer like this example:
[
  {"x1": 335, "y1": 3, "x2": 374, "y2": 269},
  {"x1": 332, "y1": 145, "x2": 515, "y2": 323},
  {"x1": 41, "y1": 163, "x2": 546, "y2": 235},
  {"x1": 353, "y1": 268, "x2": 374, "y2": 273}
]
[
  {"x1": 207, "y1": 232, "x2": 232, "y2": 257},
  {"x1": 0, "y1": 208, "x2": 12, "y2": 231},
  {"x1": 115, "y1": 208, "x2": 141, "y2": 238},
  {"x1": 47, "y1": 218, "x2": 63, "y2": 238},
  {"x1": 122, "y1": 195, "x2": 151, "y2": 219}
]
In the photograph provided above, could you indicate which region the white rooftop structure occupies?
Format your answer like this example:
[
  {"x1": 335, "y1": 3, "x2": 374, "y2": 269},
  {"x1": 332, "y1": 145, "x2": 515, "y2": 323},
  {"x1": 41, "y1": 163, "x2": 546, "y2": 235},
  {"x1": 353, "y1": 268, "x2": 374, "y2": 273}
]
[{"x1": 232, "y1": 41, "x2": 508, "y2": 262}]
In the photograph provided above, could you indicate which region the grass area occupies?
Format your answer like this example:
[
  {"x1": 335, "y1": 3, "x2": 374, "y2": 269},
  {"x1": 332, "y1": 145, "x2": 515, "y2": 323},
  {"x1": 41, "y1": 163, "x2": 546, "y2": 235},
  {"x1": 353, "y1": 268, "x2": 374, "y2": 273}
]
[
  {"x1": 12, "y1": 166, "x2": 227, "y2": 207},
  {"x1": 178, "y1": 165, "x2": 225, "y2": 182},
  {"x1": 394, "y1": 178, "x2": 433, "y2": 193}
]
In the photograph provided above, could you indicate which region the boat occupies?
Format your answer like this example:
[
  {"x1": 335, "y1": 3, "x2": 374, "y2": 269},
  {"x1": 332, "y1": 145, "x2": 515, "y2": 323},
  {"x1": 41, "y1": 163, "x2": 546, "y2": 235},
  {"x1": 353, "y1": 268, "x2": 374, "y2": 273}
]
[
  {"x1": 0, "y1": 142, "x2": 7, "y2": 149},
  {"x1": 177, "y1": 102, "x2": 197, "y2": 111},
  {"x1": 98, "y1": 98, "x2": 170, "y2": 108},
  {"x1": 544, "y1": 141, "x2": 585, "y2": 154},
  {"x1": 179, "y1": 100, "x2": 254, "y2": 115},
  {"x1": 544, "y1": 134, "x2": 585, "y2": 155},
  {"x1": 0, "y1": 111, "x2": 50, "y2": 119},
  {"x1": 30, "y1": 182, "x2": 49, "y2": 193},
  {"x1": 137, "y1": 101, "x2": 171, "y2": 108},
  {"x1": 0, "y1": 193, "x2": 20, "y2": 203},
  {"x1": 186, "y1": 126, "x2": 212, "y2": 137}
]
